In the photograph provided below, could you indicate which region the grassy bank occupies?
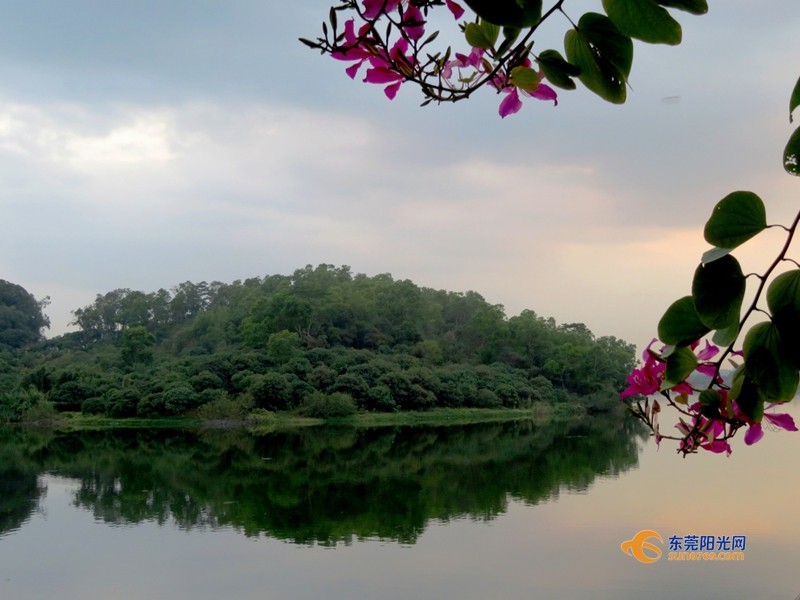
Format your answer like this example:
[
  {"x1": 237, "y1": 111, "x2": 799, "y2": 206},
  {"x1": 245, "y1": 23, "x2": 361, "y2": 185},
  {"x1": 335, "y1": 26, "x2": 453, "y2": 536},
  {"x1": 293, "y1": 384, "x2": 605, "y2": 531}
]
[{"x1": 8, "y1": 402, "x2": 595, "y2": 432}]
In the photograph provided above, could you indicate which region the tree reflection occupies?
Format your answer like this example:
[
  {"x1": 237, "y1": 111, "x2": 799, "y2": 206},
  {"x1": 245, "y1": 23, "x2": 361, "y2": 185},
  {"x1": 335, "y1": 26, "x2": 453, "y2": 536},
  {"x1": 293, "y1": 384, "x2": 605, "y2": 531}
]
[{"x1": 0, "y1": 417, "x2": 644, "y2": 544}]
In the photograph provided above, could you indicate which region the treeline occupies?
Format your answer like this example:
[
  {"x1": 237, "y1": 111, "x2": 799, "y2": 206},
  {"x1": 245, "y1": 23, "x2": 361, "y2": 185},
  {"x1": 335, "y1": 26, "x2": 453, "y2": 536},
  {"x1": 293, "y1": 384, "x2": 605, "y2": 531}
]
[{"x1": 0, "y1": 265, "x2": 636, "y2": 421}]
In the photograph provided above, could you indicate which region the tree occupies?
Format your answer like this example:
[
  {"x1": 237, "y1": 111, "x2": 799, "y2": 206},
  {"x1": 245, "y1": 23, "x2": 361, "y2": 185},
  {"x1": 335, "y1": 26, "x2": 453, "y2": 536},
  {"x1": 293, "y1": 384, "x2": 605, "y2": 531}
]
[{"x1": 0, "y1": 280, "x2": 50, "y2": 349}]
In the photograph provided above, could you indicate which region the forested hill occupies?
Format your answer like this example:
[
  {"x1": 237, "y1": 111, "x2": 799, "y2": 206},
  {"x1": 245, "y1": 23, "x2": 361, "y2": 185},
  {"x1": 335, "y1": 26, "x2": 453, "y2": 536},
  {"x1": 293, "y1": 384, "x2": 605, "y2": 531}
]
[{"x1": 0, "y1": 265, "x2": 636, "y2": 421}]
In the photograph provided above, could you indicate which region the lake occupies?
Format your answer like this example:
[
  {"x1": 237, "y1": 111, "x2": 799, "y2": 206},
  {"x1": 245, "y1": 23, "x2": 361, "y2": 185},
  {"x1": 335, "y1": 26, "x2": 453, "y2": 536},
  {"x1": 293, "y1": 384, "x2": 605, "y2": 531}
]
[{"x1": 1, "y1": 407, "x2": 799, "y2": 600}]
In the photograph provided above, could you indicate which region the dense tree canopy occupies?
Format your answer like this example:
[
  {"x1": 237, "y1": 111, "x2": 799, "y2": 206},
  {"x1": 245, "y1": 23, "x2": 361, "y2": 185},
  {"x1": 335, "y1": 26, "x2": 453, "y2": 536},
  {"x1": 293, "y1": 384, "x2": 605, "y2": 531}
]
[
  {"x1": 0, "y1": 280, "x2": 49, "y2": 349},
  {"x1": 0, "y1": 265, "x2": 635, "y2": 422}
]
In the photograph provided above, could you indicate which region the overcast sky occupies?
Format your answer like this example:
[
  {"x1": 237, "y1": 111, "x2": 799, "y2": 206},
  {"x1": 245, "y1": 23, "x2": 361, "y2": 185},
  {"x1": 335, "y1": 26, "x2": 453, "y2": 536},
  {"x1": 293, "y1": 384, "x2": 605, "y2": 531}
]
[{"x1": 1, "y1": 1, "x2": 798, "y2": 350}]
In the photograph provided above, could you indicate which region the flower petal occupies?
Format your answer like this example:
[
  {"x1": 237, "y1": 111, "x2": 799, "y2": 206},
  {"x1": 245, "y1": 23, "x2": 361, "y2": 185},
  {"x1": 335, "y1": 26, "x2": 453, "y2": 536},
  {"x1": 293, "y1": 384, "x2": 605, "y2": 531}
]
[
  {"x1": 764, "y1": 412, "x2": 799, "y2": 432},
  {"x1": 446, "y1": 0, "x2": 465, "y2": 19},
  {"x1": 529, "y1": 83, "x2": 558, "y2": 105},
  {"x1": 498, "y1": 89, "x2": 522, "y2": 118},
  {"x1": 744, "y1": 423, "x2": 764, "y2": 445},
  {"x1": 383, "y1": 81, "x2": 402, "y2": 99}
]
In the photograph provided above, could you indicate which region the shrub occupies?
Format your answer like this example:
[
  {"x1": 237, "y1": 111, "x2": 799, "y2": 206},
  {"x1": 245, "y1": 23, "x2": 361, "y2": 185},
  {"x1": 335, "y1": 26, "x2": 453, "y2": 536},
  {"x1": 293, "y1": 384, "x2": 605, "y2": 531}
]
[{"x1": 300, "y1": 392, "x2": 357, "y2": 419}]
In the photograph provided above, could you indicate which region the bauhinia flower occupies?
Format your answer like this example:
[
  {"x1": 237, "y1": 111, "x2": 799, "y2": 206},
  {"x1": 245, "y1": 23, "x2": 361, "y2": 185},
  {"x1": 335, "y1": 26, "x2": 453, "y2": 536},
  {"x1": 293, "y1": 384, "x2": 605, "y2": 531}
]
[
  {"x1": 742, "y1": 404, "x2": 798, "y2": 445},
  {"x1": 490, "y1": 64, "x2": 557, "y2": 118},
  {"x1": 620, "y1": 338, "x2": 665, "y2": 399}
]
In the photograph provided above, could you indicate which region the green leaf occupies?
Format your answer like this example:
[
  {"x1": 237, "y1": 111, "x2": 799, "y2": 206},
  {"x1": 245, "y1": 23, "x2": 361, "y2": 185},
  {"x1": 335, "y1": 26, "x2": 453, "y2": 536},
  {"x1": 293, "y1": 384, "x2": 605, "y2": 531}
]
[
  {"x1": 712, "y1": 322, "x2": 739, "y2": 347},
  {"x1": 767, "y1": 269, "x2": 800, "y2": 368},
  {"x1": 537, "y1": 49, "x2": 579, "y2": 90},
  {"x1": 730, "y1": 370, "x2": 764, "y2": 422},
  {"x1": 603, "y1": 0, "x2": 682, "y2": 45},
  {"x1": 698, "y1": 388, "x2": 723, "y2": 420},
  {"x1": 509, "y1": 66, "x2": 541, "y2": 92},
  {"x1": 691, "y1": 255, "x2": 745, "y2": 330},
  {"x1": 655, "y1": 0, "x2": 708, "y2": 15},
  {"x1": 700, "y1": 246, "x2": 732, "y2": 264},
  {"x1": 496, "y1": 27, "x2": 521, "y2": 56},
  {"x1": 742, "y1": 322, "x2": 800, "y2": 403},
  {"x1": 464, "y1": 21, "x2": 499, "y2": 49},
  {"x1": 784, "y1": 125, "x2": 800, "y2": 176},
  {"x1": 790, "y1": 75, "x2": 800, "y2": 123},
  {"x1": 463, "y1": 0, "x2": 543, "y2": 28},
  {"x1": 665, "y1": 346, "x2": 697, "y2": 385},
  {"x1": 564, "y1": 13, "x2": 633, "y2": 104},
  {"x1": 703, "y1": 191, "x2": 767, "y2": 249},
  {"x1": 657, "y1": 296, "x2": 711, "y2": 347}
]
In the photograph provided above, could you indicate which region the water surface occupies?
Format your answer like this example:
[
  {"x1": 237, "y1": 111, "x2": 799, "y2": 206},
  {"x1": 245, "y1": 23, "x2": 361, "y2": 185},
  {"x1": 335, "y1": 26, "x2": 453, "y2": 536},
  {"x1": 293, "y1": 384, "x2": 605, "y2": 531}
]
[{"x1": 1, "y1": 410, "x2": 798, "y2": 600}]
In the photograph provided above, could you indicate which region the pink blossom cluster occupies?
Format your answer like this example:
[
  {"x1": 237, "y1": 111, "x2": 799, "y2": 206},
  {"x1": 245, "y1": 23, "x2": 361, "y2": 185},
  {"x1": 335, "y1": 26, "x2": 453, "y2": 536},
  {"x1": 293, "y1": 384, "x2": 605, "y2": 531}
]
[
  {"x1": 330, "y1": 0, "x2": 557, "y2": 116},
  {"x1": 332, "y1": 0, "x2": 464, "y2": 99},
  {"x1": 620, "y1": 338, "x2": 797, "y2": 456}
]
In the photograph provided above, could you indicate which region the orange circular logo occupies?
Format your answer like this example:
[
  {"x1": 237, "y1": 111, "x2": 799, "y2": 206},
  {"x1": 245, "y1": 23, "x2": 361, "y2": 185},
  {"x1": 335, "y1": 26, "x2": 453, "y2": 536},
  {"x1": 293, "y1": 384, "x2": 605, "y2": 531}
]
[{"x1": 621, "y1": 530, "x2": 663, "y2": 563}]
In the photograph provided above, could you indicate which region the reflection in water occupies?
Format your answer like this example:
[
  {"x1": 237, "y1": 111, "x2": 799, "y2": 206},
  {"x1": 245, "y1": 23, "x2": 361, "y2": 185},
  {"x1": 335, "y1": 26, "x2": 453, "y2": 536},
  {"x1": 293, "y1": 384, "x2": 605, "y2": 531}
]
[
  {"x1": 0, "y1": 429, "x2": 49, "y2": 537},
  {"x1": 0, "y1": 416, "x2": 643, "y2": 544}
]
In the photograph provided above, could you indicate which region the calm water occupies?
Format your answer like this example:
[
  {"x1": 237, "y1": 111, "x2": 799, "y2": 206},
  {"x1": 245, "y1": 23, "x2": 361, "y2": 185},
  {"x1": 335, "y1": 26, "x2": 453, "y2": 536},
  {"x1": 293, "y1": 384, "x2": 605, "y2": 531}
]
[{"x1": 1, "y1": 409, "x2": 799, "y2": 600}]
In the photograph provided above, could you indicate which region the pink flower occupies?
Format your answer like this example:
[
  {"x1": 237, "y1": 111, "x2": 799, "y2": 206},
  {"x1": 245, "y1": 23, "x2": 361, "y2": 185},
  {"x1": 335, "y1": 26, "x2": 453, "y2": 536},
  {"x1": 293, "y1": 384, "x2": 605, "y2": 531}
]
[
  {"x1": 441, "y1": 48, "x2": 484, "y2": 80},
  {"x1": 401, "y1": 4, "x2": 425, "y2": 41},
  {"x1": 331, "y1": 19, "x2": 374, "y2": 79},
  {"x1": 491, "y1": 67, "x2": 558, "y2": 118},
  {"x1": 691, "y1": 339, "x2": 720, "y2": 378},
  {"x1": 743, "y1": 405, "x2": 798, "y2": 445},
  {"x1": 363, "y1": 38, "x2": 412, "y2": 98},
  {"x1": 620, "y1": 338, "x2": 665, "y2": 399}
]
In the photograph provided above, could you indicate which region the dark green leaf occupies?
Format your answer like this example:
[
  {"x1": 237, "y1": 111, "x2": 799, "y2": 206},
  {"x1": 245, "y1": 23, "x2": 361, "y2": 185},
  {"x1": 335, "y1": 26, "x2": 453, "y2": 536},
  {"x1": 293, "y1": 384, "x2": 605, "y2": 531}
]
[
  {"x1": 698, "y1": 388, "x2": 723, "y2": 419},
  {"x1": 603, "y1": 0, "x2": 682, "y2": 45},
  {"x1": 790, "y1": 75, "x2": 800, "y2": 123},
  {"x1": 565, "y1": 13, "x2": 633, "y2": 104},
  {"x1": 463, "y1": 0, "x2": 542, "y2": 27},
  {"x1": 665, "y1": 346, "x2": 697, "y2": 385},
  {"x1": 730, "y1": 370, "x2": 764, "y2": 422},
  {"x1": 784, "y1": 125, "x2": 800, "y2": 176},
  {"x1": 537, "y1": 49, "x2": 579, "y2": 90},
  {"x1": 703, "y1": 191, "x2": 767, "y2": 249},
  {"x1": 657, "y1": 296, "x2": 711, "y2": 346},
  {"x1": 496, "y1": 27, "x2": 521, "y2": 55},
  {"x1": 743, "y1": 322, "x2": 800, "y2": 402},
  {"x1": 712, "y1": 322, "x2": 739, "y2": 347},
  {"x1": 691, "y1": 255, "x2": 745, "y2": 330},
  {"x1": 655, "y1": 0, "x2": 708, "y2": 15},
  {"x1": 767, "y1": 269, "x2": 800, "y2": 368}
]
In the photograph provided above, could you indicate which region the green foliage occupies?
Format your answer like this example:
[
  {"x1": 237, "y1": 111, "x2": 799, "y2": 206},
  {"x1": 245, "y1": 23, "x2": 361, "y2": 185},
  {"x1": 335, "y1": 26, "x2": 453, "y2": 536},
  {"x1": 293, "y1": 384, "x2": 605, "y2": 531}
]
[
  {"x1": 536, "y1": 49, "x2": 579, "y2": 91},
  {"x1": 300, "y1": 391, "x2": 358, "y2": 419},
  {"x1": 654, "y1": 0, "x2": 708, "y2": 15},
  {"x1": 657, "y1": 296, "x2": 710, "y2": 347},
  {"x1": 691, "y1": 255, "x2": 746, "y2": 330},
  {"x1": 463, "y1": 0, "x2": 542, "y2": 28},
  {"x1": 742, "y1": 322, "x2": 798, "y2": 403},
  {"x1": 602, "y1": 0, "x2": 682, "y2": 45},
  {"x1": 784, "y1": 126, "x2": 800, "y2": 176},
  {"x1": 564, "y1": 13, "x2": 633, "y2": 104},
  {"x1": 664, "y1": 346, "x2": 697, "y2": 386},
  {"x1": 0, "y1": 280, "x2": 50, "y2": 349},
  {"x1": 702, "y1": 191, "x2": 767, "y2": 252},
  {"x1": 3, "y1": 266, "x2": 634, "y2": 419},
  {"x1": 464, "y1": 20, "x2": 499, "y2": 50},
  {"x1": 120, "y1": 326, "x2": 155, "y2": 367}
]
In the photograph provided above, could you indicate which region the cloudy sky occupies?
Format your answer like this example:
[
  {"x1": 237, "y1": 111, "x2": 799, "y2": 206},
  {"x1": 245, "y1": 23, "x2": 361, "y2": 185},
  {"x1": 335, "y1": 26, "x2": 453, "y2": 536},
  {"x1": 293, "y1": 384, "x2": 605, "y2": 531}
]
[{"x1": 1, "y1": 1, "x2": 798, "y2": 349}]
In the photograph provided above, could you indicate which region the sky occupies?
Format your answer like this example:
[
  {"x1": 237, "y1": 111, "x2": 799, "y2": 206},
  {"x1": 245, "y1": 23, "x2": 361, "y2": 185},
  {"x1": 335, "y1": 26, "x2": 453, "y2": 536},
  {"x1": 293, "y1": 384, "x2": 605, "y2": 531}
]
[{"x1": 1, "y1": 1, "x2": 798, "y2": 350}]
